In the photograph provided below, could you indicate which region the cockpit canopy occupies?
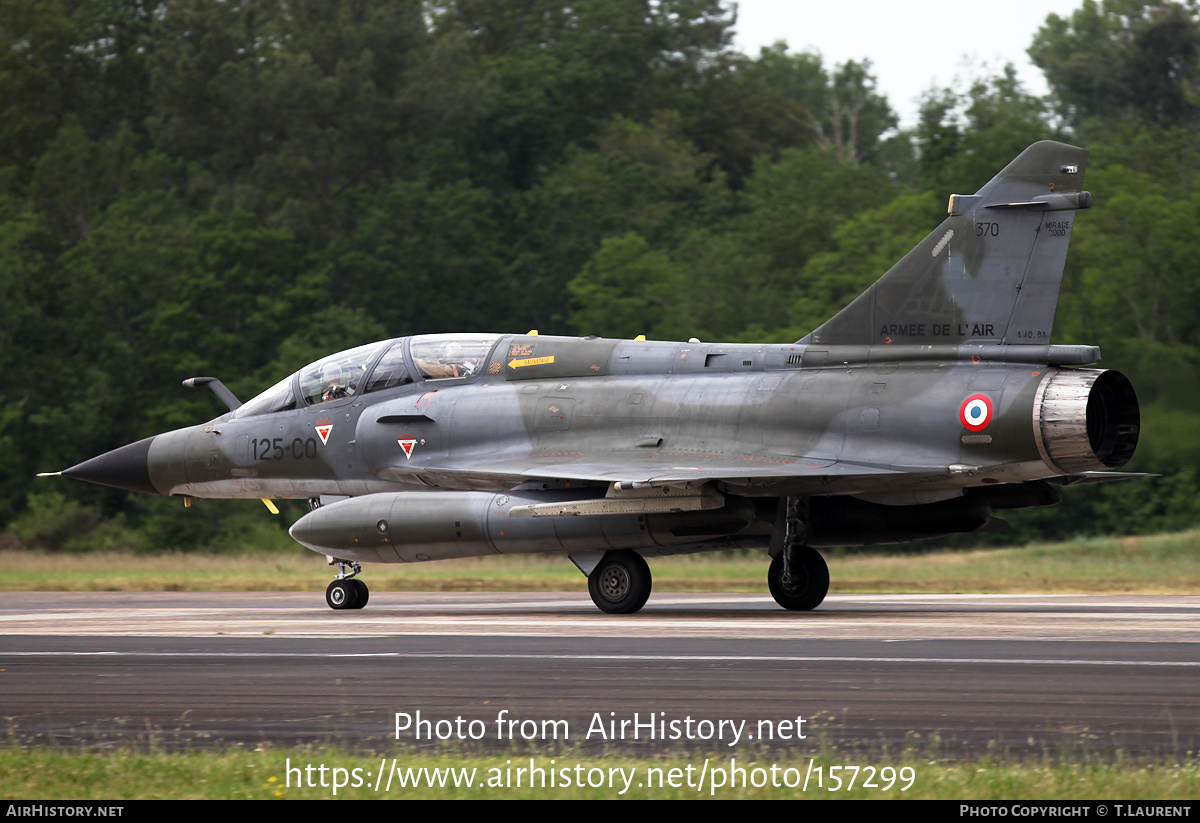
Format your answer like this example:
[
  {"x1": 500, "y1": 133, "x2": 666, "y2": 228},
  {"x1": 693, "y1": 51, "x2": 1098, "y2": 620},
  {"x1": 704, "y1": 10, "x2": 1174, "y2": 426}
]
[
  {"x1": 233, "y1": 334, "x2": 501, "y2": 418},
  {"x1": 410, "y1": 334, "x2": 496, "y2": 380},
  {"x1": 298, "y1": 341, "x2": 386, "y2": 407}
]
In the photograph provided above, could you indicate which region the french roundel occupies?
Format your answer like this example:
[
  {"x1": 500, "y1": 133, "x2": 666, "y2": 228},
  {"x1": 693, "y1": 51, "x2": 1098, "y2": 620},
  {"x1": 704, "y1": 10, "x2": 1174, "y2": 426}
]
[{"x1": 958, "y1": 394, "x2": 994, "y2": 432}]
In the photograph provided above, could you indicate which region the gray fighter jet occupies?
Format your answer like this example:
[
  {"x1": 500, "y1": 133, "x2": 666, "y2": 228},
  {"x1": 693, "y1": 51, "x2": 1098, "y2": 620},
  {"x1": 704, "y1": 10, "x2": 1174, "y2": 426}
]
[{"x1": 46, "y1": 141, "x2": 1144, "y2": 613}]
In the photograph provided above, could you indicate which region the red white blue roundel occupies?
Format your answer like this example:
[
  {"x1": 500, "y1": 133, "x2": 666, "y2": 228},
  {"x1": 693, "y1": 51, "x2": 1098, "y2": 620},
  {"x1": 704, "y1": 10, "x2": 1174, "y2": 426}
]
[{"x1": 959, "y1": 394, "x2": 994, "y2": 431}]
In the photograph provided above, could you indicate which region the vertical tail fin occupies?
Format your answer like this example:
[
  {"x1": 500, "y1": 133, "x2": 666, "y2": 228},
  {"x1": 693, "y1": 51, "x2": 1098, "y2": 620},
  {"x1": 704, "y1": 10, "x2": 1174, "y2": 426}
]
[{"x1": 800, "y1": 141, "x2": 1090, "y2": 346}]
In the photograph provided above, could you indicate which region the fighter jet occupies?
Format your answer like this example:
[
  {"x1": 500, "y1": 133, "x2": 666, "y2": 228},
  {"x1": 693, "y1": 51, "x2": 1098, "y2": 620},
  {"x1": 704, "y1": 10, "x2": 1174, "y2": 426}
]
[{"x1": 46, "y1": 141, "x2": 1144, "y2": 613}]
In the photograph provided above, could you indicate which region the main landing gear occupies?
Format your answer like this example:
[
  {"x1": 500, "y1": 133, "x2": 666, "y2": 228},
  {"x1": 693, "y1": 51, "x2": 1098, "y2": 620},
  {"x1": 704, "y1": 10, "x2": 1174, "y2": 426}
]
[
  {"x1": 326, "y1": 557, "x2": 369, "y2": 610},
  {"x1": 587, "y1": 550, "x2": 652, "y2": 614},
  {"x1": 767, "y1": 548, "x2": 829, "y2": 611},
  {"x1": 767, "y1": 497, "x2": 829, "y2": 611}
]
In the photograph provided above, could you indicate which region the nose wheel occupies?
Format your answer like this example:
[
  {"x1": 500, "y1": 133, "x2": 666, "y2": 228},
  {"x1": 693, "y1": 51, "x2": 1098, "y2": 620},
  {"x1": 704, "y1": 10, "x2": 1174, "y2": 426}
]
[{"x1": 325, "y1": 558, "x2": 369, "y2": 610}]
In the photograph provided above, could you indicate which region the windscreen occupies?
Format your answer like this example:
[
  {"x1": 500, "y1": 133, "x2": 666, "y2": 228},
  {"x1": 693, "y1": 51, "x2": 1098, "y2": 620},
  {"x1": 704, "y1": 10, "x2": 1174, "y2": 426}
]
[{"x1": 233, "y1": 375, "x2": 296, "y2": 418}]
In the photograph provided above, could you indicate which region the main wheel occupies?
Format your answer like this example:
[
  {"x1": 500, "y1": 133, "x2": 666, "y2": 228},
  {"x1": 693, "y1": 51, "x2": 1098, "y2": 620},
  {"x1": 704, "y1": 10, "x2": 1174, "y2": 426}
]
[
  {"x1": 588, "y1": 550, "x2": 652, "y2": 614},
  {"x1": 768, "y1": 548, "x2": 829, "y2": 611},
  {"x1": 326, "y1": 579, "x2": 360, "y2": 610},
  {"x1": 349, "y1": 578, "x2": 369, "y2": 609}
]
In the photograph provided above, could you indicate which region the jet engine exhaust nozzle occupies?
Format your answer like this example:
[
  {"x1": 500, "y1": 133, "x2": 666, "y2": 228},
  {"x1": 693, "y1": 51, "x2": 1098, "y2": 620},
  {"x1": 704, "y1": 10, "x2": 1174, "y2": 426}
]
[{"x1": 1034, "y1": 369, "x2": 1140, "y2": 474}]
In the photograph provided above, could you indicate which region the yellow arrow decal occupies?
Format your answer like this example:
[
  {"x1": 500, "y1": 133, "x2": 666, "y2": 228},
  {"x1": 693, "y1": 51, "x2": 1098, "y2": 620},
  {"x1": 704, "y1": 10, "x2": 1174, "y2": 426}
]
[{"x1": 508, "y1": 355, "x2": 555, "y2": 369}]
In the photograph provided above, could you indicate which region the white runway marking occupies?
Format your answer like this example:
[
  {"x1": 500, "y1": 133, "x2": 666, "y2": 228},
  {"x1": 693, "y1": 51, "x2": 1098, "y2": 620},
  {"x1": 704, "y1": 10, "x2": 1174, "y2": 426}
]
[
  {"x1": 2, "y1": 594, "x2": 1197, "y2": 642},
  {"x1": 4, "y1": 610, "x2": 1196, "y2": 623},
  {"x1": 3, "y1": 650, "x2": 1198, "y2": 668}
]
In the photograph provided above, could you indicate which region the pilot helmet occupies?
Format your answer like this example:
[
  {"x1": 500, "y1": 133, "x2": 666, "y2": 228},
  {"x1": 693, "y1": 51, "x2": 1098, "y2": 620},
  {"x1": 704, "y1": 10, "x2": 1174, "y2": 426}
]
[{"x1": 320, "y1": 362, "x2": 344, "y2": 385}]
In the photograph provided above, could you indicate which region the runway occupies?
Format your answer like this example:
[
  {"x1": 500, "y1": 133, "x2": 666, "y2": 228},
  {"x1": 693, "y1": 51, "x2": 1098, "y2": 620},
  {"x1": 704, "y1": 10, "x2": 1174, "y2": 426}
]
[{"x1": 1, "y1": 592, "x2": 1197, "y2": 754}]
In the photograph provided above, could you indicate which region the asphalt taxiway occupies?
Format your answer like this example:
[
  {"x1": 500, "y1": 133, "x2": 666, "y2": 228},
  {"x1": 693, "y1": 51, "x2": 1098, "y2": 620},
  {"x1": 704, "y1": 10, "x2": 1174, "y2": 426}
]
[{"x1": 1, "y1": 592, "x2": 1197, "y2": 754}]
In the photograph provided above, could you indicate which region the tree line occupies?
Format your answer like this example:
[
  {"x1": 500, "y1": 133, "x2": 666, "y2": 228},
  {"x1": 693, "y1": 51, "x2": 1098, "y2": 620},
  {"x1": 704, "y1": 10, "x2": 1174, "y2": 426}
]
[{"x1": 3, "y1": 0, "x2": 1199, "y2": 552}]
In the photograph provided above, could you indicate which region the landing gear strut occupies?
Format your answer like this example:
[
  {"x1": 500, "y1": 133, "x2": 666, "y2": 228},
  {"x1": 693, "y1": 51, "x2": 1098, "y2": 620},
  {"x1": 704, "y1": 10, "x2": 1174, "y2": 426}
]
[
  {"x1": 587, "y1": 550, "x2": 652, "y2": 614},
  {"x1": 767, "y1": 497, "x2": 829, "y2": 611},
  {"x1": 325, "y1": 557, "x2": 369, "y2": 610}
]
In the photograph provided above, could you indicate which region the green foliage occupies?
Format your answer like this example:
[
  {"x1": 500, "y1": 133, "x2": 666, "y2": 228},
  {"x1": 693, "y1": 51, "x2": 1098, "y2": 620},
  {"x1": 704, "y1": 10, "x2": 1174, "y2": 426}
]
[
  {"x1": 670, "y1": 51, "x2": 810, "y2": 186},
  {"x1": 915, "y1": 65, "x2": 1059, "y2": 195},
  {"x1": 682, "y1": 147, "x2": 896, "y2": 338},
  {"x1": 790, "y1": 192, "x2": 942, "y2": 339},
  {"x1": 757, "y1": 43, "x2": 898, "y2": 166},
  {"x1": 0, "y1": 0, "x2": 109, "y2": 167},
  {"x1": 2, "y1": 0, "x2": 1199, "y2": 550},
  {"x1": 1058, "y1": 160, "x2": 1200, "y2": 403},
  {"x1": 1029, "y1": 0, "x2": 1200, "y2": 129},
  {"x1": 520, "y1": 114, "x2": 730, "y2": 329},
  {"x1": 8, "y1": 492, "x2": 102, "y2": 552},
  {"x1": 30, "y1": 117, "x2": 141, "y2": 243},
  {"x1": 323, "y1": 176, "x2": 506, "y2": 334},
  {"x1": 568, "y1": 233, "x2": 689, "y2": 340},
  {"x1": 123, "y1": 495, "x2": 300, "y2": 554},
  {"x1": 430, "y1": 0, "x2": 736, "y2": 189}
]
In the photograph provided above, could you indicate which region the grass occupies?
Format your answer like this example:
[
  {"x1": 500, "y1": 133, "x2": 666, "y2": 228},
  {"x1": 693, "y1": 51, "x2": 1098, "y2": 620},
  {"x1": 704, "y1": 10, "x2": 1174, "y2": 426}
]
[
  {"x1": 2, "y1": 532, "x2": 1197, "y2": 799},
  {"x1": 1, "y1": 743, "x2": 1198, "y2": 799},
  {"x1": 1, "y1": 529, "x2": 1198, "y2": 593}
]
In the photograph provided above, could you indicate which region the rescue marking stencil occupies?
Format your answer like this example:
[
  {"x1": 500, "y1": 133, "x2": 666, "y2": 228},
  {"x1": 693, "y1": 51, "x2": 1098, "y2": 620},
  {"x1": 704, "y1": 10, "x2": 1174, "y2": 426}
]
[{"x1": 315, "y1": 420, "x2": 333, "y2": 445}]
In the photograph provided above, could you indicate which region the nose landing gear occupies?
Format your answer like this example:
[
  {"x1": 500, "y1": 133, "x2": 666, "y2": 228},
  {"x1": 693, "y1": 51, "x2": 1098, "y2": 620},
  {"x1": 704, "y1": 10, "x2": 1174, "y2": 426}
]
[{"x1": 325, "y1": 557, "x2": 369, "y2": 610}]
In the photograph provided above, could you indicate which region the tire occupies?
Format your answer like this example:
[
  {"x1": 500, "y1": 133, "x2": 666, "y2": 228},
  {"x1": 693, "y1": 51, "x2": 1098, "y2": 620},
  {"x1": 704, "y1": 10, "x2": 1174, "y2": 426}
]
[
  {"x1": 768, "y1": 548, "x2": 829, "y2": 611},
  {"x1": 350, "y1": 578, "x2": 369, "y2": 609},
  {"x1": 588, "y1": 550, "x2": 652, "y2": 614},
  {"x1": 326, "y1": 579, "x2": 359, "y2": 610}
]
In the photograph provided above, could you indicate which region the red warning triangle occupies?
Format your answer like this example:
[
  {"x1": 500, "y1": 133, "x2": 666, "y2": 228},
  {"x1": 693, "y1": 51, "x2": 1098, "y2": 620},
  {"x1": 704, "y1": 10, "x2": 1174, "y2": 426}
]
[
  {"x1": 315, "y1": 420, "x2": 333, "y2": 446},
  {"x1": 398, "y1": 438, "x2": 417, "y2": 459}
]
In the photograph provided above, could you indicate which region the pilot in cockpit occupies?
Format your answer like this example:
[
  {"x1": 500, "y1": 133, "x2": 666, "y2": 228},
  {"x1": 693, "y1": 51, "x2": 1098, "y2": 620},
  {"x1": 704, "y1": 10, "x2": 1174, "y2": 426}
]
[
  {"x1": 416, "y1": 342, "x2": 469, "y2": 379},
  {"x1": 320, "y1": 363, "x2": 349, "y2": 402}
]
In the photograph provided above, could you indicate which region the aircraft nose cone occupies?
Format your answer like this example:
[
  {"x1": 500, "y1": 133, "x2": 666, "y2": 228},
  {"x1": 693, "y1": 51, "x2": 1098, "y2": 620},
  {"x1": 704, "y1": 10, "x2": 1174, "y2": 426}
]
[
  {"x1": 288, "y1": 516, "x2": 314, "y2": 547},
  {"x1": 62, "y1": 436, "x2": 159, "y2": 495},
  {"x1": 288, "y1": 506, "x2": 336, "y2": 552}
]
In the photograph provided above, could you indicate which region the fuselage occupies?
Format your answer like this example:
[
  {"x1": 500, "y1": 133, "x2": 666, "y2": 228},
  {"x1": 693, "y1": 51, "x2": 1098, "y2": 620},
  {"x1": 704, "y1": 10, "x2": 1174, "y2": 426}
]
[
  {"x1": 58, "y1": 331, "x2": 1139, "y2": 569},
  {"x1": 137, "y1": 333, "x2": 1132, "y2": 502}
]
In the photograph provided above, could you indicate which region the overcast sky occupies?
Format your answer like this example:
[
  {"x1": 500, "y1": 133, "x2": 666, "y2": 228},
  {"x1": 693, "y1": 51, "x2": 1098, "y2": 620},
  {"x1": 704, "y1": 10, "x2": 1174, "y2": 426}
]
[{"x1": 730, "y1": 0, "x2": 1086, "y2": 127}]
